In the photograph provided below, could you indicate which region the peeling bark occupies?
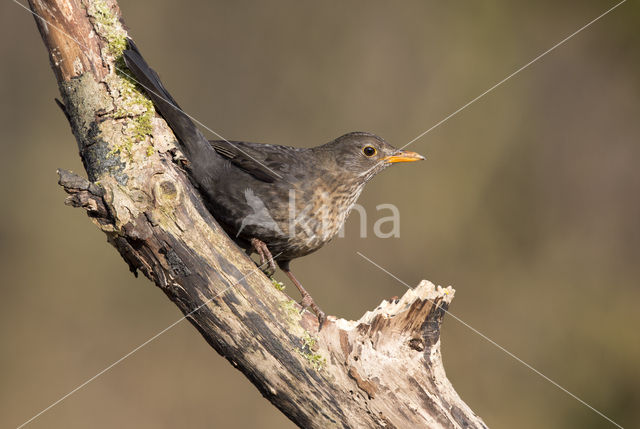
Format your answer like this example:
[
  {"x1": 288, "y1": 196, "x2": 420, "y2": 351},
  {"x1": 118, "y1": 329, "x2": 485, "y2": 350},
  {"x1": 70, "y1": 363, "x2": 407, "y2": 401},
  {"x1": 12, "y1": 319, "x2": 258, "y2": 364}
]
[{"x1": 30, "y1": 0, "x2": 487, "y2": 427}]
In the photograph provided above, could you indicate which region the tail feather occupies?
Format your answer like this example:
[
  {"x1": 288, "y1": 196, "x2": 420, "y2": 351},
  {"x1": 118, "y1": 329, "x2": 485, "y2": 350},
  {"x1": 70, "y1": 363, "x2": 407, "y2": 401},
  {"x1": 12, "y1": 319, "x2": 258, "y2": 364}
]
[{"x1": 122, "y1": 39, "x2": 214, "y2": 162}]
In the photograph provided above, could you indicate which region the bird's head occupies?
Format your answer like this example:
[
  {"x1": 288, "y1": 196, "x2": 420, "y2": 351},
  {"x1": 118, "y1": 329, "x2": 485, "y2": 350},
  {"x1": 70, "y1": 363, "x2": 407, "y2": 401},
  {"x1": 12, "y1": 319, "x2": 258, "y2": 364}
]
[{"x1": 317, "y1": 132, "x2": 424, "y2": 184}]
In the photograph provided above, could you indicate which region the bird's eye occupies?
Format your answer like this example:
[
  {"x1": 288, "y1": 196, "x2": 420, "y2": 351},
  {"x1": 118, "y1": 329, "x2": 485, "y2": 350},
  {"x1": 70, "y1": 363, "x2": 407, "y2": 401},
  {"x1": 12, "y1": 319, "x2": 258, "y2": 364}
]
[{"x1": 363, "y1": 146, "x2": 377, "y2": 157}]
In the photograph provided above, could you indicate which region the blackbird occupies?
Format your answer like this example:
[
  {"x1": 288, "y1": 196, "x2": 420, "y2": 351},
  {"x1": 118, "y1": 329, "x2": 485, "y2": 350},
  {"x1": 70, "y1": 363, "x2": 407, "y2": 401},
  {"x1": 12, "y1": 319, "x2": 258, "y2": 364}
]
[{"x1": 123, "y1": 40, "x2": 424, "y2": 326}]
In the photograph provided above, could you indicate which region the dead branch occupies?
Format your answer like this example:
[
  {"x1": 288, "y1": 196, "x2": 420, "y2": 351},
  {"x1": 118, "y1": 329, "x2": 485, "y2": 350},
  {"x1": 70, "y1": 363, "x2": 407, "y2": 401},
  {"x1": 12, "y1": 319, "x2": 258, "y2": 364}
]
[{"x1": 29, "y1": 1, "x2": 487, "y2": 427}]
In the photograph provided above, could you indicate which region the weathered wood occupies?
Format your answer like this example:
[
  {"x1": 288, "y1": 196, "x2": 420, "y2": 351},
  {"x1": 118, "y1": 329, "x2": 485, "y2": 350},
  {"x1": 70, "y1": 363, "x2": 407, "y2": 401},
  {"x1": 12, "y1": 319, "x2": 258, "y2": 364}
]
[{"x1": 30, "y1": 1, "x2": 487, "y2": 427}]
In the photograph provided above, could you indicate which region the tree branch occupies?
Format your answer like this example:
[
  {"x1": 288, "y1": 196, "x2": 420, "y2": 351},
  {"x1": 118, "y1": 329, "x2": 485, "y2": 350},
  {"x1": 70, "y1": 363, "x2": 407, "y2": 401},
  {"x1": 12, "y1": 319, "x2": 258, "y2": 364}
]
[{"x1": 29, "y1": 0, "x2": 487, "y2": 427}]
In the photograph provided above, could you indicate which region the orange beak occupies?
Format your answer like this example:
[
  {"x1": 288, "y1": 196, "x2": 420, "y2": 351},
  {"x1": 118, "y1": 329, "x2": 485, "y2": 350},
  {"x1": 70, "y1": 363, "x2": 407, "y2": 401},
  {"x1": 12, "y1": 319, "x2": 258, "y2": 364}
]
[{"x1": 382, "y1": 150, "x2": 425, "y2": 163}]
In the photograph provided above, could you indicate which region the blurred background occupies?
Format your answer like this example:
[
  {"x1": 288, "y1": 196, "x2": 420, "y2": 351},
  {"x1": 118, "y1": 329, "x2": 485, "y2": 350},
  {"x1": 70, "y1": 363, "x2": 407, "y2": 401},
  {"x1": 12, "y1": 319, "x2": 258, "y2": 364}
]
[{"x1": 1, "y1": 0, "x2": 638, "y2": 427}]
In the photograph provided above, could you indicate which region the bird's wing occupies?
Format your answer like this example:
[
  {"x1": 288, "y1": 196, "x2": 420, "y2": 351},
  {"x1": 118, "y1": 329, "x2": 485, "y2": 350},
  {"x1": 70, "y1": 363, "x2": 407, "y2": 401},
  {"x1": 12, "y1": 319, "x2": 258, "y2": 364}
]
[
  {"x1": 123, "y1": 39, "x2": 216, "y2": 164},
  {"x1": 209, "y1": 140, "x2": 303, "y2": 183}
]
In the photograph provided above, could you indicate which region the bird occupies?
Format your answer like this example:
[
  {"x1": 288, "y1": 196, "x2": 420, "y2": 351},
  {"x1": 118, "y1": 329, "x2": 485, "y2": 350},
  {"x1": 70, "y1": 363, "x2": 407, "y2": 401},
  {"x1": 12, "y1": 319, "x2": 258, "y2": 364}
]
[
  {"x1": 123, "y1": 39, "x2": 424, "y2": 327},
  {"x1": 236, "y1": 188, "x2": 283, "y2": 238}
]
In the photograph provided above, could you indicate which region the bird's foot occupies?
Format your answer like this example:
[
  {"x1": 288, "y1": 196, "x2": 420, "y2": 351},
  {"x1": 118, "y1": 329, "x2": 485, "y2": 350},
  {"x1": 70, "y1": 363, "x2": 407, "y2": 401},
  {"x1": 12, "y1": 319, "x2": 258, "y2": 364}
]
[
  {"x1": 250, "y1": 238, "x2": 277, "y2": 277},
  {"x1": 283, "y1": 268, "x2": 327, "y2": 329},
  {"x1": 300, "y1": 293, "x2": 327, "y2": 328}
]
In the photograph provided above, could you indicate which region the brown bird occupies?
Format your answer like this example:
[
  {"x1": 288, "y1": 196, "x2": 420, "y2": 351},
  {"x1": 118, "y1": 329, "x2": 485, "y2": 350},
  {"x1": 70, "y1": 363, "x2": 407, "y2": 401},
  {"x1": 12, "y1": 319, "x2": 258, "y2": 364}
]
[{"x1": 123, "y1": 40, "x2": 424, "y2": 326}]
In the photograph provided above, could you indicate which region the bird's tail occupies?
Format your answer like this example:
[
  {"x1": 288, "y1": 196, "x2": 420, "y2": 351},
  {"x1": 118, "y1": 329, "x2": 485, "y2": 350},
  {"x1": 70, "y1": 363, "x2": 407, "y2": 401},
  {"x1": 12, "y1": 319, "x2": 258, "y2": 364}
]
[{"x1": 122, "y1": 39, "x2": 216, "y2": 163}]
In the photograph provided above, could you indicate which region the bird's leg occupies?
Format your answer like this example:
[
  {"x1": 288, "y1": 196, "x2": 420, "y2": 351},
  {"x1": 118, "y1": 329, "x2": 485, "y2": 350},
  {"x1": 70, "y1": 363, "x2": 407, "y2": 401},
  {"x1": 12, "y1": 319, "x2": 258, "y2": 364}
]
[
  {"x1": 283, "y1": 269, "x2": 327, "y2": 328},
  {"x1": 250, "y1": 238, "x2": 277, "y2": 277}
]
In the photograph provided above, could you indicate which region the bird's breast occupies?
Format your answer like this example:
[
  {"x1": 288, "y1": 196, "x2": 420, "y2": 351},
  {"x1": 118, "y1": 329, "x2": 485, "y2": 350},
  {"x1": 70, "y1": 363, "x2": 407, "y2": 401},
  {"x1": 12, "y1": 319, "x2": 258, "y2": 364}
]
[
  {"x1": 215, "y1": 170, "x2": 366, "y2": 260},
  {"x1": 277, "y1": 180, "x2": 364, "y2": 253}
]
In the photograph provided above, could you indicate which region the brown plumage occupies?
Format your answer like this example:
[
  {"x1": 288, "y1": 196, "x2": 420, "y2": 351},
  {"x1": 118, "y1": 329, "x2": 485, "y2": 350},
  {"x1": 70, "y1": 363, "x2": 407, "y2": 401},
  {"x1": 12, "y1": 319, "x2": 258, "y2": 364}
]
[{"x1": 123, "y1": 40, "x2": 424, "y2": 326}]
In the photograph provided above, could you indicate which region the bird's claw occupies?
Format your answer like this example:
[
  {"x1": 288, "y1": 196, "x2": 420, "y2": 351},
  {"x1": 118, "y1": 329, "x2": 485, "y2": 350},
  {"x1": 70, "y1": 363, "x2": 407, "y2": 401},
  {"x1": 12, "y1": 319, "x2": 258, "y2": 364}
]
[
  {"x1": 251, "y1": 238, "x2": 277, "y2": 277},
  {"x1": 300, "y1": 294, "x2": 327, "y2": 329},
  {"x1": 255, "y1": 260, "x2": 276, "y2": 277}
]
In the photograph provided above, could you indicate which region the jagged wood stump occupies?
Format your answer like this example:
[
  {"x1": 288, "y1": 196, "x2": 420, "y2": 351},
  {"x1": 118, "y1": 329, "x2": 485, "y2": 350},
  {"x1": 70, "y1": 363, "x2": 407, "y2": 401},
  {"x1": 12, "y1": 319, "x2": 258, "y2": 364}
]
[{"x1": 29, "y1": 0, "x2": 487, "y2": 427}]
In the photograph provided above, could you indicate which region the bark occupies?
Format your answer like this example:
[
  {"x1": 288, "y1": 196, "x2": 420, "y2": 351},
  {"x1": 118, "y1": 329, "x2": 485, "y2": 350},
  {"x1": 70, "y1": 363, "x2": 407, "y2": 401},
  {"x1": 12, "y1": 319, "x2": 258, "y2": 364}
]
[{"x1": 28, "y1": 1, "x2": 487, "y2": 427}]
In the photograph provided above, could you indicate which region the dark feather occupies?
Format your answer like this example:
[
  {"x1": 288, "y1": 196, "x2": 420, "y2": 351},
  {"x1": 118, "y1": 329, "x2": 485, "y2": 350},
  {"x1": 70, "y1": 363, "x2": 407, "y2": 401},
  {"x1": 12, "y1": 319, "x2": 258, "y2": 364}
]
[{"x1": 209, "y1": 140, "x2": 302, "y2": 183}]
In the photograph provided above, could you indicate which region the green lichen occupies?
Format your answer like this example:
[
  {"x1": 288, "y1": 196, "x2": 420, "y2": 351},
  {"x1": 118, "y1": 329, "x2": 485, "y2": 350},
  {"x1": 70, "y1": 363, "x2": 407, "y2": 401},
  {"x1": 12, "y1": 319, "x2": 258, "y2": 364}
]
[
  {"x1": 271, "y1": 278, "x2": 285, "y2": 291},
  {"x1": 123, "y1": 94, "x2": 153, "y2": 137},
  {"x1": 87, "y1": 0, "x2": 127, "y2": 57},
  {"x1": 277, "y1": 297, "x2": 324, "y2": 370},
  {"x1": 298, "y1": 331, "x2": 326, "y2": 371},
  {"x1": 280, "y1": 299, "x2": 299, "y2": 321},
  {"x1": 108, "y1": 96, "x2": 154, "y2": 160},
  {"x1": 88, "y1": 0, "x2": 155, "y2": 161},
  {"x1": 111, "y1": 71, "x2": 154, "y2": 160},
  {"x1": 108, "y1": 137, "x2": 133, "y2": 159}
]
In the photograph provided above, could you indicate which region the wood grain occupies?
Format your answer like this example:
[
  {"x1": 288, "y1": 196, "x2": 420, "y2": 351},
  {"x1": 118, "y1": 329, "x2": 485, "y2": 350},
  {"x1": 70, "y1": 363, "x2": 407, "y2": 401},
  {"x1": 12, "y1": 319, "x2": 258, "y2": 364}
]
[{"x1": 32, "y1": 1, "x2": 487, "y2": 427}]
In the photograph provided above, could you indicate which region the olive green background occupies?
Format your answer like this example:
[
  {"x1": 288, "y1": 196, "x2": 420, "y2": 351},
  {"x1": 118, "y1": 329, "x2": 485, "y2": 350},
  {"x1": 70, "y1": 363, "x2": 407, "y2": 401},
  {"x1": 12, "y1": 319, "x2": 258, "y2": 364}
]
[{"x1": 1, "y1": 1, "x2": 638, "y2": 428}]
